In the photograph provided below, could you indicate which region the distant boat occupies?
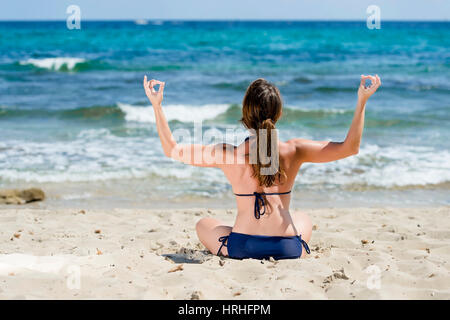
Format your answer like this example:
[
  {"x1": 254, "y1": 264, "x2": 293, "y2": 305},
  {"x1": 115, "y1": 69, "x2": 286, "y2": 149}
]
[{"x1": 134, "y1": 19, "x2": 148, "y2": 25}]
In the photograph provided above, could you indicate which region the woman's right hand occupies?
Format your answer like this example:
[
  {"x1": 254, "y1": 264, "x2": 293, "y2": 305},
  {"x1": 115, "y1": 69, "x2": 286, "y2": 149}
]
[
  {"x1": 358, "y1": 74, "x2": 381, "y2": 103},
  {"x1": 143, "y1": 75, "x2": 165, "y2": 107}
]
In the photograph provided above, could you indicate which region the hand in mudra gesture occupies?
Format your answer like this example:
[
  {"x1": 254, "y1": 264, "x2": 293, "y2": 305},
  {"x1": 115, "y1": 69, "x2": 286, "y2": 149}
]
[
  {"x1": 358, "y1": 74, "x2": 381, "y2": 103},
  {"x1": 143, "y1": 75, "x2": 165, "y2": 107}
]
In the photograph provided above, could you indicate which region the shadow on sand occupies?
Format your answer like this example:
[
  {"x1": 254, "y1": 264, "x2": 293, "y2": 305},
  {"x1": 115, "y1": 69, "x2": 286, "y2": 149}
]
[{"x1": 162, "y1": 248, "x2": 213, "y2": 264}]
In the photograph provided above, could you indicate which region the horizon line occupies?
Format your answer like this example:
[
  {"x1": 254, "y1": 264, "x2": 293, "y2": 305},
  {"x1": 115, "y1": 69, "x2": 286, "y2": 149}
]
[{"x1": 0, "y1": 18, "x2": 449, "y2": 22}]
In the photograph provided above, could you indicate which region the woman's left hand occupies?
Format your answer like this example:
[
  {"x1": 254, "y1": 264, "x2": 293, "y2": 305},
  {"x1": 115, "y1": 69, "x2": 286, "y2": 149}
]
[
  {"x1": 357, "y1": 74, "x2": 381, "y2": 103},
  {"x1": 143, "y1": 75, "x2": 165, "y2": 107}
]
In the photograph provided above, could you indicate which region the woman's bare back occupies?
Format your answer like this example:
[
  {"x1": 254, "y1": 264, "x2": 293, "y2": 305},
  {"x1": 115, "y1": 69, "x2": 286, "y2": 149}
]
[{"x1": 221, "y1": 136, "x2": 303, "y2": 237}]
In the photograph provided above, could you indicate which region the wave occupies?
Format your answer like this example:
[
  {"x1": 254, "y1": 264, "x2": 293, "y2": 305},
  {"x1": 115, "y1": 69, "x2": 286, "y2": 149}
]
[
  {"x1": 211, "y1": 81, "x2": 252, "y2": 91},
  {"x1": 0, "y1": 104, "x2": 122, "y2": 120},
  {"x1": 298, "y1": 144, "x2": 450, "y2": 189},
  {"x1": 283, "y1": 106, "x2": 351, "y2": 119},
  {"x1": 0, "y1": 138, "x2": 449, "y2": 190},
  {"x1": 19, "y1": 57, "x2": 86, "y2": 71},
  {"x1": 0, "y1": 103, "x2": 355, "y2": 125},
  {"x1": 61, "y1": 105, "x2": 123, "y2": 120},
  {"x1": 116, "y1": 103, "x2": 230, "y2": 123},
  {"x1": 115, "y1": 103, "x2": 355, "y2": 124},
  {"x1": 0, "y1": 103, "x2": 229, "y2": 123},
  {"x1": 314, "y1": 86, "x2": 355, "y2": 93},
  {"x1": 134, "y1": 19, "x2": 149, "y2": 25},
  {"x1": 0, "y1": 103, "x2": 433, "y2": 128},
  {"x1": 10, "y1": 58, "x2": 185, "y2": 73}
]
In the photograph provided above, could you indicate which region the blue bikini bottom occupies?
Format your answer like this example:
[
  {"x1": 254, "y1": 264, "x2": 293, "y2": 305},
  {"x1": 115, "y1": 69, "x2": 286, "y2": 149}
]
[{"x1": 217, "y1": 232, "x2": 310, "y2": 260}]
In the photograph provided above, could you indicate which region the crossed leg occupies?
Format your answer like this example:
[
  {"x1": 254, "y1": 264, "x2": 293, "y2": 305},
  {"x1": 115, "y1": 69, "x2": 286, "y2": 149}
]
[
  {"x1": 196, "y1": 212, "x2": 312, "y2": 258},
  {"x1": 196, "y1": 217, "x2": 232, "y2": 256},
  {"x1": 290, "y1": 210, "x2": 313, "y2": 258}
]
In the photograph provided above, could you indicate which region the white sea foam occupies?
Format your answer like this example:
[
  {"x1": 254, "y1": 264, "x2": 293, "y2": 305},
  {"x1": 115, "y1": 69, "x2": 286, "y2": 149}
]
[
  {"x1": 0, "y1": 130, "x2": 449, "y2": 189},
  {"x1": 60, "y1": 192, "x2": 93, "y2": 200},
  {"x1": 299, "y1": 144, "x2": 450, "y2": 188},
  {"x1": 286, "y1": 106, "x2": 351, "y2": 114},
  {"x1": 116, "y1": 102, "x2": 347, "y2": 124},
  {"x1": 134, "y1": 19, "x2": 148, "y2": 25},
  {"x1": 19, "y1": 57, "x2": 85, "y2": 71},
  {"x1": 117, "y1": 102, "x2": 229, "y2": 123}
]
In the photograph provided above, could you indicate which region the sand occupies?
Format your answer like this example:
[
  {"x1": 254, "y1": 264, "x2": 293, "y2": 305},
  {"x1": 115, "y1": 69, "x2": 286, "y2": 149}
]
[{"x1": 0, "y1": 206, "x2": 448, "y2": 299}]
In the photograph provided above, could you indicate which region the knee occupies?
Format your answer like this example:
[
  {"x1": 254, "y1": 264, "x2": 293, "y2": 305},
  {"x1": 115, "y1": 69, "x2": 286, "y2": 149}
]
[
  {"x1": 302, "y1": 213, "x2": 313, "y2": 243},
  {"x1": 195, "y1": 218, "x2": 205, "y2": 235},
  {"x1": 195, "y1": 217, "x2": 212, "y2": 235},
  {"x1": 294, "y1": 211, "x2": 313, "y2": 243}
]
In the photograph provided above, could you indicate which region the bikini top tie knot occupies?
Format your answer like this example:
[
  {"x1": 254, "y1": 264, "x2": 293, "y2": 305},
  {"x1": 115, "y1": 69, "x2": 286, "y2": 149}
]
[
  {"x1": 234, "y1": 190, "x2": 292, "y2": 219},
  {"x1": 253, "y1": 192, "x2": 266, "y2": 219}
]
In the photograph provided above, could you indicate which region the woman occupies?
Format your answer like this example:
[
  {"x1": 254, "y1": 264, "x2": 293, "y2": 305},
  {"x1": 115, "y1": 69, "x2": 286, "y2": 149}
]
[{"x1": 143, "y1": 74, "x2": 381, "y2": 260}]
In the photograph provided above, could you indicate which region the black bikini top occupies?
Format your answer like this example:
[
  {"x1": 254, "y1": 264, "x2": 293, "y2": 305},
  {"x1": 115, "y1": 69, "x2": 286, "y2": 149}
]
[{"x1": 234, "y1": 191, "x2": 291, "y2": 219}]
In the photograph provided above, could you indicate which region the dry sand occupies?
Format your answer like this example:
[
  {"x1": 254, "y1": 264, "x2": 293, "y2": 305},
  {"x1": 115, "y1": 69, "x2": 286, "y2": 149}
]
[{"x1": 0, "y1": 206, "x2": 448, "y2": 299}]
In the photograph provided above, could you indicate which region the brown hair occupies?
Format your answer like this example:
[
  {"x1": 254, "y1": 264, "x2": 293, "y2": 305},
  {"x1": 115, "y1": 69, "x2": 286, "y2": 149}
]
[{"x1": 241, "y1": 78, "x2": 286, "y2": 190}]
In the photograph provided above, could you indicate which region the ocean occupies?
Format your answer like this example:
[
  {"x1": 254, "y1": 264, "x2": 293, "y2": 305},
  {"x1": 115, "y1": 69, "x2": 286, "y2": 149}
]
[{"x1": 0, "y1": 21, "x2": 449, "y2": 208}]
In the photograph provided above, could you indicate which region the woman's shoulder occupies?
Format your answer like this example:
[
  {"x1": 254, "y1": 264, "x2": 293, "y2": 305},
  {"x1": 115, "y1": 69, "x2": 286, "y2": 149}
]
[{"x1": 280, "y1": 139, "x2": 298, "y2": 156}]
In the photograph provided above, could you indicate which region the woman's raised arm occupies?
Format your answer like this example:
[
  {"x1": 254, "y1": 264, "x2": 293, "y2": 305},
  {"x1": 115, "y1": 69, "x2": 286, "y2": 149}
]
[
  {"x1": 291, "y1": 74, "x2": 381, "y2": 163},
  {"x1": 143, "y1": 76, "x2": 234, "y2": 167}
]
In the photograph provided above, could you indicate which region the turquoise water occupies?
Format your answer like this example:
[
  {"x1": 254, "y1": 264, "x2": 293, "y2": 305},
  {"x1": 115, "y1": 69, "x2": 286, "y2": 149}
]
[{"x1": 0, "y1": 21, "x2": 449, "y2": 205}]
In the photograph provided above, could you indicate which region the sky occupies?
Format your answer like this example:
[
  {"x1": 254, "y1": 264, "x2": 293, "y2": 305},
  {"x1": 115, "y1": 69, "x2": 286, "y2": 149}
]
[{"x1": 1, "y1": 0, "x2": 449, "y2": 21}]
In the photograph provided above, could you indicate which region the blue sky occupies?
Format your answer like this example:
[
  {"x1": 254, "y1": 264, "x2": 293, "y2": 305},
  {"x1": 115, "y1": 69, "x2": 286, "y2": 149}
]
[{"x1": 2, "y1": 0, "x2": 449, "y2": 20}]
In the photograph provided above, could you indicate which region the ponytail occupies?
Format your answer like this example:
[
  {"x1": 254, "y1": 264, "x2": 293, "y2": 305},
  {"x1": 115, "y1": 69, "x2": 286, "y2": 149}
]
[
  {"x1": 252, "y1": 118, "x2": 285, "y2": 188},
  {"x1": 241, "y1": 78, "x2": 286, "y2": 210}
]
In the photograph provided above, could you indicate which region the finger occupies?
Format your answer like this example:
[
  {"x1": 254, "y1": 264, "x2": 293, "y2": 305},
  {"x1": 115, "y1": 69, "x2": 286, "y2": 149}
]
[
  {"x1": 143, "y1": 75, "x2": 148, "y2": 89},
  {"x1": 360, "y1": 75, "x2": 373, "y2": 87},
  {"x1": 157, "y1": 81, "x2": 165, "y2": 94},
  {"x1": 375, "y1": 74, "x2": 381, "y2": 87},
  {"x1": 150, "y1": 80, "x2": 157, "y2": 93},
  {"x1": 150, "y1": 80, "x2": 165, "y2": 93},
  {"x1": 152, "y1": 80, "x2": 164, "y2": 86},
  {"x1": 373, "y1": 75, "x2": 379, "y2": 88},
  {"x1": 360, "y1": 75, "x2": 366, "y2": 86},
  {"x1": 144, "y1": 78, "x2": 152, "y2": 94}
]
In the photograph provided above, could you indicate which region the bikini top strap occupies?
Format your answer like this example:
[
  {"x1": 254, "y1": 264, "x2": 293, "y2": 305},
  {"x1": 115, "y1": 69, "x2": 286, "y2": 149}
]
[{"x1": 234, "y1": 190, "x2": 291, "y2": 219}]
